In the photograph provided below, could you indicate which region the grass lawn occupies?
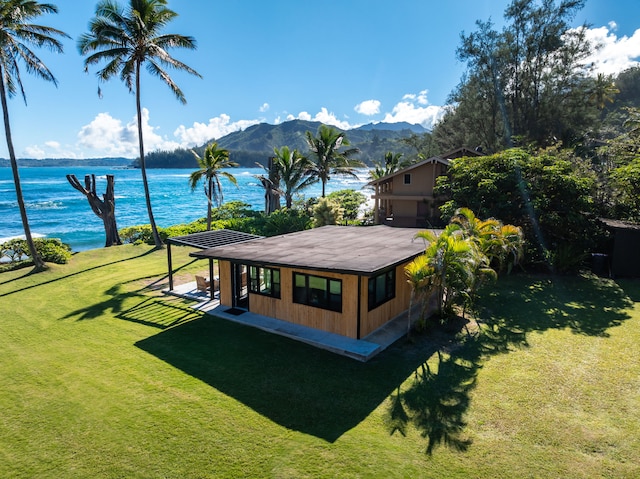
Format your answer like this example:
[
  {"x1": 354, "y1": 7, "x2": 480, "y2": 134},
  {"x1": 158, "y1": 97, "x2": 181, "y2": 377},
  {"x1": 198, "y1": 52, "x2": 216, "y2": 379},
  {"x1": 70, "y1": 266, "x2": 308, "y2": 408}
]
[{"x1": 0, "y1": 244, "x2": 638, "y2": 478}]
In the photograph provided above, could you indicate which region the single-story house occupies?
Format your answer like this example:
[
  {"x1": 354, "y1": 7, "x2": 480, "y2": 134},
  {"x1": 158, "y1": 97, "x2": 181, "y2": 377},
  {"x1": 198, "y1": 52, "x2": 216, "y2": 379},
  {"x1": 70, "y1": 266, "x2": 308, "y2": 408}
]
[
  {"x1": 191, "y1": 225, "x2": 437, "y2": 340},
  {"x1": 368, "y1": 147, "x2": 483, "y2": 228}
]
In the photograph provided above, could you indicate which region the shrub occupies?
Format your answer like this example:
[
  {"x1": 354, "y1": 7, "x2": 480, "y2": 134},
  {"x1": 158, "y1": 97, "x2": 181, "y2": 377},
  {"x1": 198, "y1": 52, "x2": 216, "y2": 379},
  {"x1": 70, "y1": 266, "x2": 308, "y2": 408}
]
[
  {"x1": 34, "y1": 238, "x2": 72, "y2": 264},
  {"x1": 1, "y1": 238, "x2": 28, "y2": 262}
]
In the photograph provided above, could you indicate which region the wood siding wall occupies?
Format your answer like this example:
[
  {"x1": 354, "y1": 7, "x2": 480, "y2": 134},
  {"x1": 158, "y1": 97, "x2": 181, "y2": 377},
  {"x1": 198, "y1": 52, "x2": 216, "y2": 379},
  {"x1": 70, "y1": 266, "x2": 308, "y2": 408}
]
[
  {"x1": 217, "y1": 260, "x2": 417, "y2": 340},
  {"x1": 250, "y1": 266, "x2": 359, "y2": 338},
  {"x1": 358, "y1": 262, "x2": 414, "y2": 337},
  {"x1": 219, "y1": 260, "x2": 232, "y2": 306}
]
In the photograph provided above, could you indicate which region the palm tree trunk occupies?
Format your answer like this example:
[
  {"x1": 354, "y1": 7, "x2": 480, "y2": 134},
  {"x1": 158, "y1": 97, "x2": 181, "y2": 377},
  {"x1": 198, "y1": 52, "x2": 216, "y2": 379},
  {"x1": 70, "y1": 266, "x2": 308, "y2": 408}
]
[
  {"x1": 206, "y1": 177, "x2": 213, "y2": 230},
  {"x1": 0, "y1": 67, "x2": 45, "y2": 271},
  {"x1": 135, "y1": 62, "x2": 163, "y2": 249}
]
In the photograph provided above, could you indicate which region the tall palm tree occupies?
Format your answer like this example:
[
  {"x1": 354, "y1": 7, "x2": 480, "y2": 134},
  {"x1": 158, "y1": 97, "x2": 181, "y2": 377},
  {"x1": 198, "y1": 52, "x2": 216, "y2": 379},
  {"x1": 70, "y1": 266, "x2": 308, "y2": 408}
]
[
  {"x1": 305, "y1": 125, "x2": 363, "y2": 197},
  {"x1": 79, "y1": 0, "x2": 201, "y2": 248},
  {"x1": 272, "y1": 145, "x2": 317, "y2": 208},
  {"x1": 0, "y1": 0, "x2": 69, "y2": 271},
  {"x1": 189, "y1": 142, "x2": 238, "y2": 230}
]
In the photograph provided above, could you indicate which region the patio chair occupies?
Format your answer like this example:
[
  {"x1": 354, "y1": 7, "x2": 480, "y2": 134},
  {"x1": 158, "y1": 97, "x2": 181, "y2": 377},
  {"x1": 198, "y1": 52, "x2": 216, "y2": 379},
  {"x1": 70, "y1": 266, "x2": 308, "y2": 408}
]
[{"x1": 195, "y1": 275, "x2": 210, "y2": 292}]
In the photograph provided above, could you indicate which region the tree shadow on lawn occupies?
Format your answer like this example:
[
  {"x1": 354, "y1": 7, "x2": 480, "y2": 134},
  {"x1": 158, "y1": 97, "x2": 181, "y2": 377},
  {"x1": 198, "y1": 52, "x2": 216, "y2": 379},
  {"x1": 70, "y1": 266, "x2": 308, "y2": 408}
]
[
  {"x1": 476, "y1": 272, "x2": 634, "y2": 340},
  {"x1": 0, "y1": 247, "x2": 157, "y2": 298}
]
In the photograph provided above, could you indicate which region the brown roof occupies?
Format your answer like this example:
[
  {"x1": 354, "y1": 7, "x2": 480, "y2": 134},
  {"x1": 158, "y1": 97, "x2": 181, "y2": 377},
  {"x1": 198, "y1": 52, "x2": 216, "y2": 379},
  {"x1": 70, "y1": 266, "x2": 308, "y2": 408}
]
[{"x1": 192, "y1": 225, "x2": 436, "y2": 275}]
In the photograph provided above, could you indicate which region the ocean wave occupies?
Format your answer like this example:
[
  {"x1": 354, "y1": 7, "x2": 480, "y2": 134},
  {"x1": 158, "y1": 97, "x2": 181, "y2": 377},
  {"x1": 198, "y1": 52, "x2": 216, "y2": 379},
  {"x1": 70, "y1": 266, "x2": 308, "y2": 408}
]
[{"x1": 25, "y1": 200, "x2": 65, "y2": 210}]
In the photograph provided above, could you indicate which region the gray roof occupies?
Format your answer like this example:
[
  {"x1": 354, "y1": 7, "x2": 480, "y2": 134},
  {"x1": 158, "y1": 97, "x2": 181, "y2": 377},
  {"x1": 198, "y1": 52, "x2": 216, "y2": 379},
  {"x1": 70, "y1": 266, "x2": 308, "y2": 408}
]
[{"x1": 192, "y1": 225, "x2": 436, "y2": 275}]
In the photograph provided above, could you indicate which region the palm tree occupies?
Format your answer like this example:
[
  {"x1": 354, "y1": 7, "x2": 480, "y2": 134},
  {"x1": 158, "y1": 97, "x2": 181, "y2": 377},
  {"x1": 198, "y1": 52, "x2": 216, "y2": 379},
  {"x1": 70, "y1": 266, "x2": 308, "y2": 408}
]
[
  {"x1": 404, "y1": 254, "x2": 433, "y2": 335},
  {"x1": 369, "y1": 151, "x2": 406, "y2": 180},
  {"x1": 189, "y1": 142, "x2": 238, "y2": 230},
  {"x1": 305, "y1": 125, "x2": 363, "y2": 197},
  {"x1": 589, "y1": 73, "x2": 619, "y2": 111},
  {"x1": 79, "y1": 0, "x2": 201, "y2": 248},
  {"x1": 0, "y1": 0, "x2": 69, "y2": 271},
  {"x1": 272, "y1": 146, "x2": 317, "y2": 208}
]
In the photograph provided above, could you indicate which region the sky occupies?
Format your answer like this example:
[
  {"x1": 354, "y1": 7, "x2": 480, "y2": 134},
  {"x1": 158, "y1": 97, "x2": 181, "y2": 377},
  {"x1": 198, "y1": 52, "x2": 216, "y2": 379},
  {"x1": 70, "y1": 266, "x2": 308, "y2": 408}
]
[{"x1": 4, "y1": 0, "x2": 640, "y2": 160}]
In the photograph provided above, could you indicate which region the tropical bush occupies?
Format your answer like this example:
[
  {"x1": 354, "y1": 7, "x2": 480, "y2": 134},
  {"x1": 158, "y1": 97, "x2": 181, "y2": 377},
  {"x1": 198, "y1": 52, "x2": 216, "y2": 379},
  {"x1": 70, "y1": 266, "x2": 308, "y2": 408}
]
[
  {"x1": 313, "y1": 198, "x2": 343, "y2": 227},
  {"x1": 405, "y1": 208, "x2": 524, "y2": 326},
  {"x1": 34, "y1": 238, "x2": 72, "y2": 264},
  {"x1": 436, "y1": 148, "x2": 600, "y2": 270},
  {"x1": 327, "y1": 189, "x2": 368, "y2": 222},
  {"x1": 0, "y1": 238, "x2": 71, "y2": 269}
]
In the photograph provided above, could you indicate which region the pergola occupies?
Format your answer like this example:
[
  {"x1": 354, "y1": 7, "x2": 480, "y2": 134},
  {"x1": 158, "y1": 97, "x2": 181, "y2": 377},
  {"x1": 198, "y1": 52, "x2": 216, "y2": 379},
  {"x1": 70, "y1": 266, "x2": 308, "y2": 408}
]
[{"x1": 165, "y1": 230, "x2": 262, "y2": 299}]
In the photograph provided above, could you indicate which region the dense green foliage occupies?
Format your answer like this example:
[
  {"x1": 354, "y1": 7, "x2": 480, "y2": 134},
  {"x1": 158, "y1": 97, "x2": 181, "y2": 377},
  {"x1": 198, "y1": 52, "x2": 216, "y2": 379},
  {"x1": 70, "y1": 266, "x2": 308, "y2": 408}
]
[
  {"x1": 436, "y1": 148, "x2": 600, "y2": 271},
  {"x1": 326, "y1": 189, "x2": 368, "y2": 221}
]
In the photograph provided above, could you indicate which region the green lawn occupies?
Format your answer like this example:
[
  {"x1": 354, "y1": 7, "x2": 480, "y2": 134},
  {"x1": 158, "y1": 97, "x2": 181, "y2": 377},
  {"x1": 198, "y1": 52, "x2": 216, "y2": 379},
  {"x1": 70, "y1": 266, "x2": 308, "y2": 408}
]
[{"x1": 0, "y1": 245, "x2": 638, "y2": 478}]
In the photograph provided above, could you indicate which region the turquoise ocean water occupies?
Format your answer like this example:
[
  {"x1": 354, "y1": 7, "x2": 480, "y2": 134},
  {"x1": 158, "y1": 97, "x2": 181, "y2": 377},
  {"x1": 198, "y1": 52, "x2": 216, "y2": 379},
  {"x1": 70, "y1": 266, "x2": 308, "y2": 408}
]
[{"x1": 0, "y1": 167, "x2": 371, "y2": 252}]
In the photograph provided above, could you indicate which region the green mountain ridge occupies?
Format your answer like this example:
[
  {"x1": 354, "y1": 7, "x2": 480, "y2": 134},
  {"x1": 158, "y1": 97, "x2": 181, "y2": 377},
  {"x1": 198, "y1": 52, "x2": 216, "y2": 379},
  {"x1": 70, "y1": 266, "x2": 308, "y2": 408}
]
[{"x1": 144, "y1": 119, "x2": 429, "y2": 168}]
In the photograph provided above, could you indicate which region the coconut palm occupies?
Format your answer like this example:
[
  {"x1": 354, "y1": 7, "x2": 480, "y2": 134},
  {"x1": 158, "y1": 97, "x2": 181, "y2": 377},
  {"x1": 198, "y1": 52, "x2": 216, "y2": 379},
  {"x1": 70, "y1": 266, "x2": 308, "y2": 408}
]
[
  {"x1": 0, "y1": 0, "x2": 69, "y2": 271},
  {"x1": 272, "y1": 146, "x2": 317, "y2": 208},
  {"x1": 305, "y1": 125, "x2": 363, "y2": 197},
  {"x1": 451, "y1": 207, "x2": 523, "y2": 272},
  {"x1": 189, "y1": 142, "x2": 238, "y2": 230},
  {"x1": 369, "y1": 151, "x2": 407, "y2": 180},
  {"x1": 79, "y1": 0, "x2": 201, "y2": 248},
  {"x1": 404, "y1": 254, "x2": 434, "y2": 335}
]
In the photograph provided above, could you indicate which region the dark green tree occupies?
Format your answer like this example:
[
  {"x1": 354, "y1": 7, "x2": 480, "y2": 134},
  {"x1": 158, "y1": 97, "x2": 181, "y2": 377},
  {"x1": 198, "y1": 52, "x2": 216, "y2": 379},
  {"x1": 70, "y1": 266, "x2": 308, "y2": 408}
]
[
  {"x1": 436, "y1": 148, "x2": 597, "y2": 270},
  {"x1": 0, "y1": 0, "x2": 69, "y2": 271},
  {"x1": 435, "y1": 0, "x2": 596, "y2": 152},
  {"x1": 79, "y1": 0, "x2": 201, "y2": 248}
]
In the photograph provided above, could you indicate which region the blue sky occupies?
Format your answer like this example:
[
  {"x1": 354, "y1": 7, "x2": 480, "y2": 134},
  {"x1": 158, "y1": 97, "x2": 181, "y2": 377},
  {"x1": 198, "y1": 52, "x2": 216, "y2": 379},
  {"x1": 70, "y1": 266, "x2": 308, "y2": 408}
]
[{"x1": 5, "y1": 0, "x2": 640, "y2": 159}]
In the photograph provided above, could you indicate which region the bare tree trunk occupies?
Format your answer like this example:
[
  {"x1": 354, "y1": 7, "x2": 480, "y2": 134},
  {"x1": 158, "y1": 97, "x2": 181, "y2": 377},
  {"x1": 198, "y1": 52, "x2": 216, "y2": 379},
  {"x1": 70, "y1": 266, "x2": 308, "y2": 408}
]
[
  {"x1": 67, "y1": 174, "x2": 122, "y2": 247},
  {"x1": 0, "y1": 65, "x2": 46, "y2": 271}
]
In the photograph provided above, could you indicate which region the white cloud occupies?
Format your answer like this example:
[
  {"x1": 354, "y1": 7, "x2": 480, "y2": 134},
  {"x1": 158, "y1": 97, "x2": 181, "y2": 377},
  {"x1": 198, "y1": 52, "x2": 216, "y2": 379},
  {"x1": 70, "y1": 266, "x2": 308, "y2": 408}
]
[
  {"x1": 259, "y1": 103, "x2": 270, "y2": 112},
  {"x1": 173, "y1": 114, "x2": 260, "y2": 146},
  {"x1": 285, "y1": 108, "x2": 357, "y2": 129},
  {"x1": 382, "y1": 90, "x2": 446, "y2": 129},
  {"x1": 76, "y1": 109, "x2": 181, "y2": 158},
  {"x1": 354, "y1": 99, "x2": 381, "y2": 115},
  {"x1": 24, "y1": 145, "x2": 46, "y2": 159},
  {"x1": 313, "y1": 107, "x2": 354, "y2": 130},
  {"x1": 582, "y1": 25, "x2": 640, "y2": 75}
]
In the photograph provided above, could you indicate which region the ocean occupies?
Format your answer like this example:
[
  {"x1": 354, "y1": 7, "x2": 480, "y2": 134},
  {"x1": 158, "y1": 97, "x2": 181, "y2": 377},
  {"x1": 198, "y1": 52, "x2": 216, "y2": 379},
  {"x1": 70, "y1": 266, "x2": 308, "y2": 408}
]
[{"x1": 0, "y1": 166, "x2": 371, "y2": 252}]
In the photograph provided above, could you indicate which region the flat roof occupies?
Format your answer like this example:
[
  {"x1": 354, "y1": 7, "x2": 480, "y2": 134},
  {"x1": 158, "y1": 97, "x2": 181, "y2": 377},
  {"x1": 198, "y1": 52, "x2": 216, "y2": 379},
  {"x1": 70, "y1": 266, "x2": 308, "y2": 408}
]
[
  {"x1": 192, "y1": 225, "x2": 436, "y2": 275},
  {"x1": 166, "y1": 229, "x2": 263, "y2": 249}
]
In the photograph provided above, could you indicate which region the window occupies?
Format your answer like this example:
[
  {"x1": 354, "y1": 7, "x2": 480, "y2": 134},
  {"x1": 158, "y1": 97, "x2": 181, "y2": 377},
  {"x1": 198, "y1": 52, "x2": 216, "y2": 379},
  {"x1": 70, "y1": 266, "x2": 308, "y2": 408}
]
[
  {"x1": 368, "y1": 268, "x2": 395, "y2": 310},
  {"x1": 293, "y1": 272, "x2": 342, "y2": 312},
  {"x1": 249, "y1": 266, "x2": 281, "y2": 298},
  {"x1": 404, "y1": 173, "x2": 411, "y2": 185}
]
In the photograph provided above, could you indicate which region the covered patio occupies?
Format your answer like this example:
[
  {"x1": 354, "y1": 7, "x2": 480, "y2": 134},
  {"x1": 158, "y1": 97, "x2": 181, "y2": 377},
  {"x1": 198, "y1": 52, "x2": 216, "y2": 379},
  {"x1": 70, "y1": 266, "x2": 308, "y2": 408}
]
[{"x1": 165, "y1": 229, "x2": 262, "y2": 300}]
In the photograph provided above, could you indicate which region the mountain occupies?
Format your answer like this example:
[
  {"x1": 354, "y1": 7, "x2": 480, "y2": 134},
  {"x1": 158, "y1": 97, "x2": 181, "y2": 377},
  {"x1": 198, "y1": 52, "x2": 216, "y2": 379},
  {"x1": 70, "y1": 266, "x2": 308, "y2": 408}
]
[
  {"x1": 205, "y1": 119, "x2": 426, "y2": 167},
  {"x1": 355, "y1": 122, "x2": 428, "y2": 133}
]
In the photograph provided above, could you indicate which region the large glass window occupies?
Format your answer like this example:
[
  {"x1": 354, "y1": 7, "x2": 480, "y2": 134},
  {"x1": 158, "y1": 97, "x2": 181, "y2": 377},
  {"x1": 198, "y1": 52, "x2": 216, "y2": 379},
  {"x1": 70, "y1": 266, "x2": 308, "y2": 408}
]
[
  {"x1": 293, "y1": 272, "x2": 342, "y2": 312},
  {"x1": 368, "y1": 268, "x2": 395, "y2": 310},
  {"x1": 249, "y1": 266, "x2": 281, "y2": 298}
]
